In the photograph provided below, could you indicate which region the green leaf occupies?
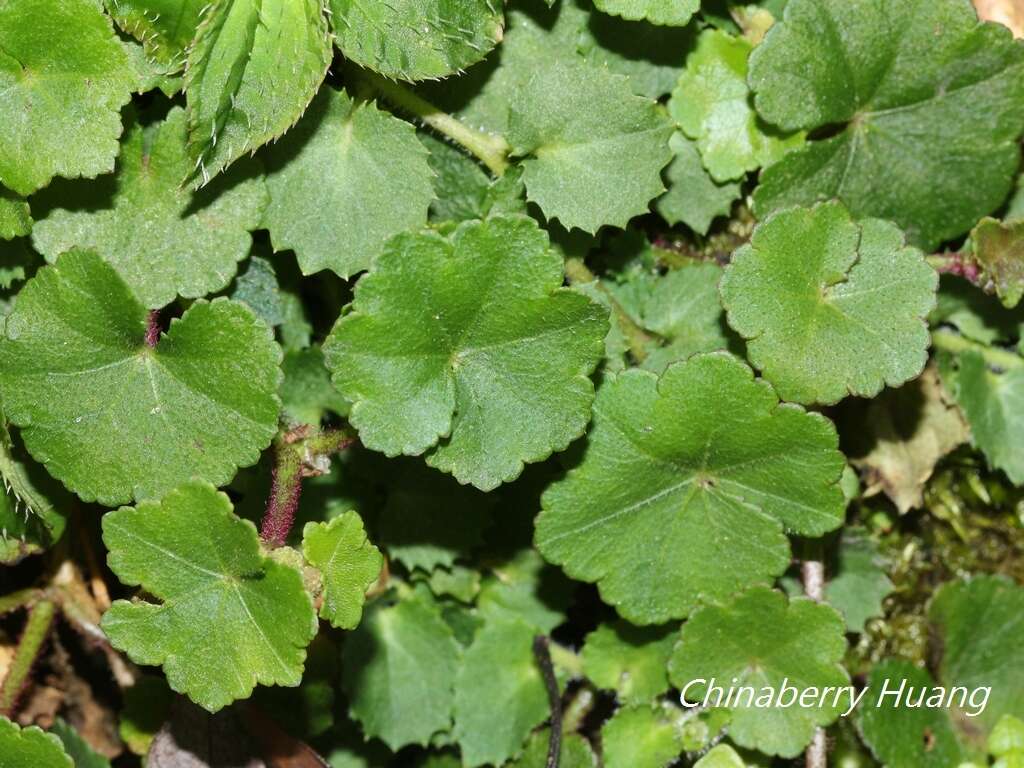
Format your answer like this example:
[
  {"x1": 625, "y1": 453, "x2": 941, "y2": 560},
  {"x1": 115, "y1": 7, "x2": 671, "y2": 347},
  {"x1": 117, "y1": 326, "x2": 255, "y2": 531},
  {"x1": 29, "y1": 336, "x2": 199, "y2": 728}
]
[
  {"x1": 105, "y1": 0, "x2": 205, "y2": 69},
  {"x1": 0, "y1": 0, "x2": 135, "y2": 196},
  {"x1": 0, "y1": 717, "x2": 72, "y2": 768},
  {"x1": 33, "y1": 107, "x2": 268, "y2": 309},
  {"x1": 328, "y1": 0, "x2": 504, "y2": 81},
  {"x1": 342, "y1": 594, "x2": 460, "y2": 750},
  {"x1": 535, "y1": 352, "x2": 845, "y2": 624},
  {"x1": 508, "y1": 730, "x2": 597, "y2": 768},
  {"x1": 858, "y1": 659, "x2": 965, "y2": 768},
  {"x1": 379, "y1": 460, "x2": 492, "y2": 572},
  {"x1": 477, "y1": 549, "x2": 572, "y2": 634},
  {"x1": 422, "y1": 134, "x2": 526, "y2": 224},
  {"x1": 581, "y1": 621, "x2": 675, "y2": 704},
  {"x1": 0, "y1": 250, "x2": 282, "y2": 506},
  {"x1": 670, "y1": 29, "x2": 802, "y2": 182},
  {"x1": 0, "y1": 426, "x2": 69, "y2": 564},
  {"x1": 453, "y1": 618, "x2": 549, "y2": 767},
  {"x1": 823, "y1": 529, "x2": 893, "y2": 632},
  {"x1": 848, "y1": 366, "x2": 969, "y2": 513},
  {"x1": 281, "y1": 346, "x2": 350, "y2": 427},
  {"x1": 264, "y1": 87, "x2": 433, "y2": 279},
  {"x1": 323, "y1": 215, "x2": 607, "y2": 490},
  {"x1": 593, "y1": 0, "x2": 697, "y2": 26},
  {"x1": 694, "y1": 745, "x2": 748, "y2": 768},
  {"x1": 601, "y1": 705, "x2": 683, "y2": 768},
  {"x1": 118, "y1": 675, "x2": 173, "y2": 756},
  {"x1": 668, "y1": 587, "x2": 850, "y2": 758},
  {"x1": 232, "y1": 256, "x2": 284, "y2": 328},
  {"x1": 972, "y1": 218, "x2": 1024, "y2": 309},
  {"x1": 954, "y1": 349, "x2": 1024, "y2": 484},
  {"x1": 635, "y1": 260, "x2": 735, "y2": 375},
  {"x1": 101, "y1": 482, "x2": 318, "y2": 712},
  {"x1": 656, "y1": 132, "x2": 741, "y2": 235},
  {"x1": 720, "y1": 202, "x2": 937, "y2": 405},
  {"x1": 184, "y1": 0, "x2": 331, "y2": 184},
  {"x1": 578, "y1": 11, "x2": 695, "y2": 99},
  {"x1": 930, "y1": 576, "x2": 1024, "y2": 736},
  {"x1": 0, "y1": 188, "x2": 30, "y2": 240},
  {"x1": 506, "y1": 59, "x2": 674, "y2": 233},
  {"x1": 991, "y1": 715, "x2": 1024, "y2": 759},
  {"x1": 302, "y1": 511, "x2": 383, "y2": 630},
  {"x1": 748, "y1": 0, "x2": 1024, "y2": 250},
  {"x1": 50, "y1": 719, "x2": 111, "y2": 768}
]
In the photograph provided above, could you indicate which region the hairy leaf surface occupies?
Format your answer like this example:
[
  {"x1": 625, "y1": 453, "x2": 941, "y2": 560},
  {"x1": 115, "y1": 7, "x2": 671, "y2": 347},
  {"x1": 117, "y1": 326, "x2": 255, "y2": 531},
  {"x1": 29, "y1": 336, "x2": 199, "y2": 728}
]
[
  {"x1": 324, "y1": 215, "x2": 607, "y2": 490},
  {"x1": 535, "y1": 352, "x2": 845, "y2": 623},
  {"x1": 102, "y1": 482, "x2": 318, "y2": 712},
  {"x1": 302, "y1": 511, "x2": 382, "y2": 630},
  {"x1": 0, "y1": 251, "x2": 281, "y2": 506}
]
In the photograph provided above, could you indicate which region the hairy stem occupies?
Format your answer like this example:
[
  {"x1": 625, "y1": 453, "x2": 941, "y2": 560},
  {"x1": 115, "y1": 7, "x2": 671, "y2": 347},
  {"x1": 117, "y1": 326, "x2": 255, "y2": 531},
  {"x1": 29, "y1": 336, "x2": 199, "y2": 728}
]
[
  {"x1": 0, "y1": 588, "x2": 42, "y2": 616},
  {"x1": 354, "y1": 68, "x2": 511, "y2": 177},
  {"x1": 931, "y1": 329, "x2": 1024, "y2": 371},
  {"x1": 564, "y1": 257, "x2": 656, "y2": 364},
  {"x1": 144, "y1": 309, "x2": 161, "y2": 348},
  {"x1": 260, "y1": 427, "x2": 357, "y2": 547},
  {"x1": 533, "y1": 635, "x2": 563, "y2": 768},
  {"x1": 926, "y1": 253, "x2": 982, "y2": 284},
  {"x1": 0, "y1": 599, "x2": 56, "y2": 717},
  {"x1": 802, "y1": 542, "x2": 827, "y2": 768}
]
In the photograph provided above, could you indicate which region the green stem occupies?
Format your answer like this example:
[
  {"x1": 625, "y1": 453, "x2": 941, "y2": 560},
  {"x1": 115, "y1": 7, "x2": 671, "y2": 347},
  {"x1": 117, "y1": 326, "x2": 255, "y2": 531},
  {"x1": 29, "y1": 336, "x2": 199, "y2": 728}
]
[
  {"x1": 0, "y1": 599, "x2": 56, "y2": 716},
  {"x1": 931, "y1": 330, "x2": 1024, "y2": 371},
  {"x1": 0, "y1": 588, "x2": 42, "y2": 616},
  {"x1": 564, "y1": 257, "x2": 655, "y2": 364},
  {"x1": 353, "y1": 68, "x2": 511, "y2": 177}
]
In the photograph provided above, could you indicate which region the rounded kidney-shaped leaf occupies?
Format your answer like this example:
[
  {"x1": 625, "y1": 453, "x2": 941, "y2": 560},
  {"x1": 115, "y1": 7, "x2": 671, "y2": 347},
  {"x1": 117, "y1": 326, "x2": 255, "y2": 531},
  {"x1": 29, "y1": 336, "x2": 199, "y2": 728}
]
[{"x1": 535, "y1": 352, "x2": 845, "y2": 624}]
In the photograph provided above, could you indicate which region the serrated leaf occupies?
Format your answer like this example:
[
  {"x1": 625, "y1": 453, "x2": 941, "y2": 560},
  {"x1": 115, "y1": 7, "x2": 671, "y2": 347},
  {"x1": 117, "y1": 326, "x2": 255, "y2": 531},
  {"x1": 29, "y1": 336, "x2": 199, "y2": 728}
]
[
  {"x1": 453, "y1": 618, "x2": 549, "y2": 767},
  {"x1": 506, "y1": 60, "x2": 674, "y2": 233},
  {"x1": 954, "y1": 349, "x2": 1024, "y2": 484},
  {"x1": 106, "y1": 0, "x2": 205, "y2": 69},
  {"x1": 668, "y1": 587, "x2": 850, "y2": 758},
  {"x1": 33, "y1": 107, "x2": 268, "y2": 309},
  {"x1": 930, "y1": 576, "x2": 1024, "y2": 736},
  {"x1": 328, "y1": 0, "x2": 504, "y2": 81},
  {"x1": 0, "y1": 250, "x2": 282, "y2": 506},
  {"x1": 50, "y1": 719, "x2": 111, "y2": 768},
  {"x1": 323, "y1": 215, "x2": 607, "y2": 491},
  {"x1": 302, "y1": 511, "x2": 382, "y2": 630},
  {"x1": 101, "y1": 482, "x2": 317, "y2": 712},
  {"x1": 858, "y1": 659, "x2": 965, "y2": 768},
  {"x1": 264, "y1": 87, "x2": 433, "y2": 279},
  {"x1": 0, "y1": 188, "x2": 30, "y2": 240},
  {"x1": 850, "y1": 366, "x2": 969, "y2": 513},
  {"x1": 748, "y1": 0, "x2": 1024, "y2": 250},
  {"x1": 601, "y1": 705, "x2": 683, "y2": 768},
  {"x1": 972, "y1": 218, "x2": 1024, "y2": 309},
  {"x1": 0, "y1": 0, "x2": 135, "y2": 196},
  {"x1": 720, "y1": 202, "x2": 937, "y2": 405},
  {"x1": 0, "y1": 426, "x2": 69, "y2": 564},
  {"x1": 379, "y1": 460, "x2": 491, "y2": 572},
  {"x1": 0, "y1": 717, "x2": 72, "y2": 768},
  {"x1": 578, "y1": 11, "x2": 695, "y2": 99},
  {"x1": 593, "y1": 0, "x2": 697, "y2": 26},
  {"x1": 535, "y1": 352, "x2": 845, "y2": 624},
  {"x1": 656, "y1": 132, "x2": 741, "y2": 235},
  {"x1": 342, "y1": 594, "x2": 460, "y2": 750},
  {"x1": 581, "y1": 621, "x2": 675, "y2": 704},
  {"x1": 670, "y1": 29, "x2": 802, "y2": 182},
  {"x1": 184, "y1": 0, "x2": 331, "y2": 184},
  {"x1": 823, "y1": 529, "x2": 893, "y2": 632}
]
